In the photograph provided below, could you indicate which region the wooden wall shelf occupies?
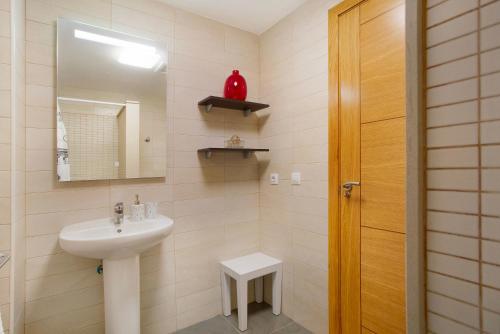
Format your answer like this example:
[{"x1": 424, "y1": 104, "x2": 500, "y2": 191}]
[
  {"x1": 198, "y1": 96, "x2": 270, "y2": 116},
  {"x1": 198, "y1": 148, "x2": 269, "y2": 159}
]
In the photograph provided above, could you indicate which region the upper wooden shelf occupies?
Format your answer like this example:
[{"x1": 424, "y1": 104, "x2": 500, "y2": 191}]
[{"x1": 198, "y1": 96, "x2": 270, "y2": 116}]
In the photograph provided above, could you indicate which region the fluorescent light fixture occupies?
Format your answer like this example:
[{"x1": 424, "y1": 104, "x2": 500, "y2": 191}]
[
  {"x1": 74, "y1": 29, "x2": 163, "y2": 69},
  {"x1": 74, "y1": 29, "x2": 155, "y2": 53},
  {"x1": 118, "y1": 49, "x2": 161, "y2": 69}
]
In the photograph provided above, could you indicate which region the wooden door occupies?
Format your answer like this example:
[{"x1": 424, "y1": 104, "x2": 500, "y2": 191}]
[{"x1": 329, "y1": 0, "x2": 406, "y2": 333}]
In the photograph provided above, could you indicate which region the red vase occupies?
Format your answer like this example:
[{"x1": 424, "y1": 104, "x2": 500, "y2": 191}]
[{"x1": 224, "y1": 70, "x2": 247, "y2": 101}]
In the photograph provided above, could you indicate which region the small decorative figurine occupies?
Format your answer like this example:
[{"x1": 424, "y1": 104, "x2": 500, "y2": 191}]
[{"x1": 225, "y1": 135, "x2": 245, "y2": 148}]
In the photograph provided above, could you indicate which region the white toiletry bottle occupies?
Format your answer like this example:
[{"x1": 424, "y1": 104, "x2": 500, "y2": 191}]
[{"x1": 130, "y1": 194, "x2": 145, "y2": 221}]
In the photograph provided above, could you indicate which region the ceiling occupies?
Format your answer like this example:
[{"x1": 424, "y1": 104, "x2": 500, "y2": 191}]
[{"x1": 158, "y1": 0, "x2": 308, "y2": 35}]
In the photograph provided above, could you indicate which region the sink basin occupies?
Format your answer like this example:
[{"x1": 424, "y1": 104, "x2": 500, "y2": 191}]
[
  {"x1": 59, "y1": 214, "x2": 173, "y2": 334},
  {"x1": 59, "y1": 215, "x2": 173, "y2": 260}
]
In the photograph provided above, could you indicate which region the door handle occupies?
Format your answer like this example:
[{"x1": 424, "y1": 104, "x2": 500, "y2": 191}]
[{"x1": 342, "y1": 181, "x2": 360, "y2": 198}]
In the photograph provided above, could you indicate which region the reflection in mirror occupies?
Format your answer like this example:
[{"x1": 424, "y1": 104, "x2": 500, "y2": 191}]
[{"x1": 57, "y1": 18, "x2": 167, "y2": 182}]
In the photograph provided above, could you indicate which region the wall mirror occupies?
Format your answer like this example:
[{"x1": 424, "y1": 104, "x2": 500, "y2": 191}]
[{"x1": 56, "y1": 18, "x2": 167, "y2": 182}]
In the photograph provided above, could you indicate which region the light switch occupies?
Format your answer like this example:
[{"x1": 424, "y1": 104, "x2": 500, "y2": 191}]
[
  {"x1": 270, "y1": 173, "x2": 279, "y2": 185},
  {"x1": 291, "y1": 172, "x2": 301, "y2": 185}
]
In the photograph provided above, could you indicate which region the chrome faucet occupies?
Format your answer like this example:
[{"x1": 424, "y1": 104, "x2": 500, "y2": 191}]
[{"x1": 114, "y1": 202, "x2": 124, "y2": 225}]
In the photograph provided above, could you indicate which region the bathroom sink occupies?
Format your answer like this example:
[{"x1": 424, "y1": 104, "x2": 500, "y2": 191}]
[
  {"x1": 59, "y1": 215, "x2": 173, "y2": 260},
  {"x1": 58, "y1": 215, "x2": 174, "y2": 334}
]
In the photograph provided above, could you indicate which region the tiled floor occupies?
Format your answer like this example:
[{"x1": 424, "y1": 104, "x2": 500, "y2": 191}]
[{"x1": 175, "y1": 302, "x2": 312, "y2": 334}]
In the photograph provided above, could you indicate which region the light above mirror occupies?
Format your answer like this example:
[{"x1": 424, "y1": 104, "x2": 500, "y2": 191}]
[{"x1": 74, "y1": 29, "x2": 164, "y2": 69}]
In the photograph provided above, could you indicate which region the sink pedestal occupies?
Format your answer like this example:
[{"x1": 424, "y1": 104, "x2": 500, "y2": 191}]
[
  {"x1": 59, "y1": 215, "x2": 174, "y2": 333},
  {"x1": 103, "y1": 255, "x2": 140, "y2": 334}
]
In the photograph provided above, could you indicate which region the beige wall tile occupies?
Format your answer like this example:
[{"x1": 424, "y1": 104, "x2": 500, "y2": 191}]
[
  {"x1": 0, "y1": 37, "x2": 10, "y2": 64},
  {"x1": 0, "y1": 10, "x2": 10, "y2": 37},
  {"x1": 26, "y1": 20, "x2": 55, "y2": 46},
  {"x1": 0, "y1": 90, "x2": 10, "y2": 118},
  {"x1": 26, "y1": 268, "x2": 102, "y2": 302},
  {"x1": 26, "y1": 63, "x2": 54, "y2": 87},
  {"x1": 26, "y1": 84, "x2": 54, "y2": 108},
  {"x1": 24, "y1": 304, "x2": 104, "y2": 334},
  {"x1": 0, "y1": 277, "x2": 9, "y2": 305},
  {"x1": 0, "y1": 0, "x2": 9, "y2": 11},
  {"x1": 25, "y1": 286, "x2": 103, "y2": 323},
  {"x1": 26, "y1": 42, "x2": 54, "y2": 66},
  {"x1": 0, "y1": 64, "x2": 10, "y2": 90},
  {"x1": 0, "y1": 117, "x2": 11, "y2": 144},
  {"x1": 26, "y1": 149, "x2": 53, "y2": 171},
  {"x1": 0, "y1": 224, "x2": 10, "y2": 251},
  {"x1": 27, "y1": 187, "x2": 109, "y2": 214}
]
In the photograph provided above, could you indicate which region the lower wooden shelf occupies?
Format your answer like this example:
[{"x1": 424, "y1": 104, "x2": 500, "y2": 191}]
[{"x1": 198, "y1": 148, "x2": 269, "y2": 159}]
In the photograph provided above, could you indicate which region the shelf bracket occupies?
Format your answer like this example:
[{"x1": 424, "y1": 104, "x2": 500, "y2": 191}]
[
  {"x1": 205, "y1": 104, "x2": 213, "y2": 113},
  {"x1": 243, "y1": 151, "x2": 251, "y2": 159},
  {"x1": 203, "y1": 151, "x2": 213, "y2": 159},
  {"x1": 243, "y1": 108, "x2": 251, "y2": 117}
]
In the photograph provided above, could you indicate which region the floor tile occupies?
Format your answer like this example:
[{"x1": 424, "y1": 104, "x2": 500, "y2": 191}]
[
  {"x1": 175, "y1": 315, "x2": 239, "y2": 334},
  {"x1": 272, "y1": 323, "x2": 313, "y2": 334},
  {"x1": 226, "y1": 302, "x2": 293, "y2": 334},
  {"x1": 174, "y1": 303, "x2": 311, "y2": 334}
]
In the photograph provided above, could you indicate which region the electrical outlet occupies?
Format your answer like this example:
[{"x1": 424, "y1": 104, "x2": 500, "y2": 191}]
[
  {"x1": 270, "y1": 173, "x2": 279, "y2": 185},
  {"x1": 291, "y1": 172, "x2": 301, "y2": 185}
]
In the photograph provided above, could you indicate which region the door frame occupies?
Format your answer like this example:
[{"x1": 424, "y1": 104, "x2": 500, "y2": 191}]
[{"x1": 327, "y1": 1, "x2": 426, "y2": 333}]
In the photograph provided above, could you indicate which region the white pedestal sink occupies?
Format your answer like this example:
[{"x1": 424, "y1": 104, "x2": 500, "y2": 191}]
[{"x1": 59, "y1": 215, "x2": 173, "y2": 334}]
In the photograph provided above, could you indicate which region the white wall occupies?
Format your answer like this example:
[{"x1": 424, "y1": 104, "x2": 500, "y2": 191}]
[
  {"x1": 0, "y1": 0, "x2": 12, "y2": 332},
  {"x1": 24, "y1": 0, "x2": 260, "y2": 332},
  {"x1": 10, "y1": 0, "x2": 26, "y2": 333},
  {"x1": 258, "y1": 0, "x2": 340, "y2": 333}
]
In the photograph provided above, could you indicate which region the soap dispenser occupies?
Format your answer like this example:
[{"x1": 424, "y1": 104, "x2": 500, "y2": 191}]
[{"x1": 130, "y1": 194, "x2": 145, "y2": 221}]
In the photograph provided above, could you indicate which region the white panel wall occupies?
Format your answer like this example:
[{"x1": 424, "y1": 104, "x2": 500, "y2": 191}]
[{"x1": 426, "y1": 1, "x2": 500, "y2": 333}]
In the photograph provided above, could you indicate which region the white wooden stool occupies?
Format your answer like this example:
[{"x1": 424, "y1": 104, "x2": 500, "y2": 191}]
[{"x1": 220, "y1": 252, "x2": 282, "y2": 331}]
